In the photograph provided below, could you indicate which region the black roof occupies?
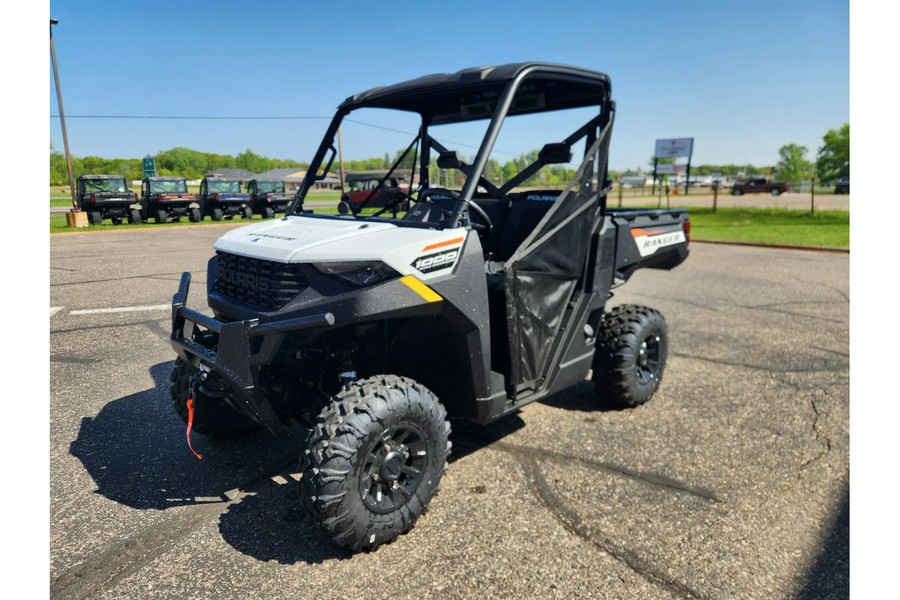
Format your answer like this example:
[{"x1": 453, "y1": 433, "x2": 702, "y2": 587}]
[
  {"x1": 340, "y1": 62, "x2": 611, "y2": 124},
  {"x1": 145, "y1": 176, "x2": 186, "y2": 181}
]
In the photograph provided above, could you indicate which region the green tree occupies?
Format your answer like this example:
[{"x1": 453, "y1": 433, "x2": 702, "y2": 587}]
[
  {"x1": 235, "y1": 149, "x2": 271, "y2": 174},
  {"x1": 776, "y1": 144, "x2": 812, "y2": 183},
  {"x1": 816, "y1": 123, "x2": 849, "y2": 182},
  {"x1": 50, "y1": 151, "x2": 68, "y2": 185},
  {"x1": 156, "y1": 147, "x2": 210, "y2": 178}
]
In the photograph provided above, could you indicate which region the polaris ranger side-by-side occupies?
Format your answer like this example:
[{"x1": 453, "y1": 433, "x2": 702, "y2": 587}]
[
  {"x1": 76, "y1": 174, "x2": 143, "y2": 224},
  {"x1": 169, "y1": 62, "x2": 690, "y2": 552},
  {"x1": 246, "y1": 179, "x2": 293, "y2": 218},
  {"x1": 141, "y1": 176, "x2": 201, "y2": 223},
  {"x1": 199, "y1": 177, "x2": 253, "y2": 221},
  {"x1": 338, "y1": 172, "x2": 410, "y2": 214}
]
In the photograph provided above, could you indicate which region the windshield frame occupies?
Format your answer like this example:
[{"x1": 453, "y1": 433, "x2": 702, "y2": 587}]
[
  {"x1": 82, "y1": 177, "x2": 127, "y2": 193},
  {"x1": 287, "y1": 64, "x2": 612, "y2": 228}
]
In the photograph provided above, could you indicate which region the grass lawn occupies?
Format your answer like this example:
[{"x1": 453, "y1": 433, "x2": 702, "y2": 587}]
[
  {"x1": 686, "y1": 206, "x2": 848, "y2": 248},
  {"x1": 51, "y1": 203, "x2": 849, "y2": 249}
]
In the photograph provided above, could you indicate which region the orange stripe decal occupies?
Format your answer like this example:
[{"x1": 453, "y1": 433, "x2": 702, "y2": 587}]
[
  {"x1": 422, "y1": 236, "x2": 465, "y2": 252},
  {"x1": 631, "y1": 228, "x2": 666, "y2": 237}
]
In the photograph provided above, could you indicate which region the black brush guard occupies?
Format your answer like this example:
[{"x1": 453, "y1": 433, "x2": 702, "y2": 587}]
[{"x1": 170, "y1": 272, "x2": 334, "y2": 440}]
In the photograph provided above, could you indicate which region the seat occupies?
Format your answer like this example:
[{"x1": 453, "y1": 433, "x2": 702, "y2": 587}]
[{"x1": 497, "y1": 190, "x2": 562, "y2": 260}]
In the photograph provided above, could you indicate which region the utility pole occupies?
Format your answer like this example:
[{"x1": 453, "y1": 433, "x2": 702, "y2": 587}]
[{"x1": 50, "y1": 18, "x2": 86, "y2": 227}]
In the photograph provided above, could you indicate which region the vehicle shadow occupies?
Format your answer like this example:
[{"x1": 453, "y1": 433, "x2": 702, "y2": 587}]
[
  {"x1": 68, "y1": 362, "x2": 304, "y2": 511},
  {"x1": 537, "y1": 379, "x2": 626, "y2": 413},
  {"x1": 216, "y1": 406, "x2": 530, "y2": 564},
  {"x1": 69, "y1": 362, "x2": 577, "y2": 564},
  {"x1": 796, "y1": 483, "x2": 849, "y2": 599}
]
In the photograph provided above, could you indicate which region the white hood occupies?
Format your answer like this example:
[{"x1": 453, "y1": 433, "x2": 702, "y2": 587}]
[
  {"x1": 214, "y1": 216, "x2": 469, "y2": 280},
  {"x1": 214, "y1": 217, "x2": 397, "y2": 262}
]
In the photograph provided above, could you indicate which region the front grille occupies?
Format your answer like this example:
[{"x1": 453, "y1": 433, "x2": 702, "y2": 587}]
[{"x1": 213, "y1": 251, "x2": 308, "y2": 311}]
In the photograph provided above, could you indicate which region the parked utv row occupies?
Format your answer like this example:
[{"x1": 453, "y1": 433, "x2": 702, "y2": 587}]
[{"x1": 75, "y1": 174, "x2": 294, "y2": 224}]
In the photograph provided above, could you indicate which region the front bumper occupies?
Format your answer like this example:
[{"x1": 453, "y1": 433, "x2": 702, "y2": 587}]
[{"x1": 170, "y1": 272, "x2": 334, "y2": 439}]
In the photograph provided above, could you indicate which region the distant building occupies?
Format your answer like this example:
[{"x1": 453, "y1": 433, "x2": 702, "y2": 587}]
[{"x1": 251, "y1": 167, "x2": 339, "y2": 190}]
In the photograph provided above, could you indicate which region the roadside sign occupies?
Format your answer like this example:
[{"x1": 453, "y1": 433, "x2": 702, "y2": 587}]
[
  {"x1": 655, "y1": 138, "x2": 694, "y2": 158},
  {"x1": 143, "y1": 156, "x2": 156, "y2": 177},
  {"x1": 656, "y1": 164, "x2": 686, "y2": 174}
]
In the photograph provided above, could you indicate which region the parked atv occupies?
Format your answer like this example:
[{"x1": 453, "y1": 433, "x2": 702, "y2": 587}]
[
  {"x1": 140, "y1": 176, "x2": 201, "y2": 223},
  {"x1": 169, "y1": 62, "x2": 689, "y2": 553},
  {"x1": 246, "y1": 179, "x2": 293, "y2": 218},
  {"x1": 76, "y1": 174, "x2": 142, "y2": 224},
  {"x1": 199, "y1": 177, "x2": 253, "y2": 221}
]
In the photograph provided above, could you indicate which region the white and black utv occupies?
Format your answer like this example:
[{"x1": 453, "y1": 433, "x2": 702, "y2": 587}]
[{"x1": 169, "y1": 62, "x2": 690, "y2": 552}]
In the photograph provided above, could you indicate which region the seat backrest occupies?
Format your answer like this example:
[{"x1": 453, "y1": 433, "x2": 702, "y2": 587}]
[
  {"x1": 471, "y1": 196, "x2": 511, "y2": 258},
  {"x1": 497, "y1": 190, "x2": 562, "y2": 260}
]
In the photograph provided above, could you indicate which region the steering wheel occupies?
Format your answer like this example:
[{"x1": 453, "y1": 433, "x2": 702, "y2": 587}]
[
  {"x1": 418, "y1": 188, "x2": 493, "y2": 237},
  {"x1": 466, "y1": 200, "x2": 493, "y2": 237}
]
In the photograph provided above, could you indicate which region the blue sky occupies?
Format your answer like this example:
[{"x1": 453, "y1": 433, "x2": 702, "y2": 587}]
[{"x1": 45, "y1": 0, "x2": 848, "y2": 172}]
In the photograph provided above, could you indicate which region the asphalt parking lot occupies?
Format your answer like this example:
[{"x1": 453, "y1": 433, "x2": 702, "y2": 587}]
[{"x1": 49, "y1": 225, "x2": 848, "y2": 599}]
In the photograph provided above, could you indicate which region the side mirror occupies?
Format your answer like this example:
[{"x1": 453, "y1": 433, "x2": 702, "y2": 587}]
[
  {"x1": 437, "y1": 150, "x2": 465, "y2": 170},
  {"x1": 538, "y1": 143, "x2": 572, "y2": 164}
]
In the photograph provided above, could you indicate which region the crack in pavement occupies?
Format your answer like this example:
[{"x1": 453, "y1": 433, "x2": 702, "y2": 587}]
[
  {"x1": 50, "y1": 452, "x2": 299, "y2": 599},
  {"x1": 825, "y1": 284, "x2": 849, "y2": 304},
  {"x1": 50, "y1": 318, "x2": 169, "y2": 336},
  {"x1": 735, "y1": 304, "x2": 845, "y2": 324},
  {"x1": 483, "y1": 439, "x2": 721, "y2": 503},
  {"x1": 809, "y1": 345, "x2": 849, "y2": 359},
  {"x1": 671, "y1": 352, "x2": 844, "y2": 373},
  {"x1": 769, "y1": 374, "x2": 834, "y2": 474},
  {"x1": 520, "y1": 454, "x2": 707, "y2": 600},
  {"x1": 50, "y1": 355, "x2": 102, "y2": 365},
  {"x1": 51, "y1": 501, "x2": 229, "y2": 600},
  {"x1": 50, "y1": 271, "x2": 199, "y2": 288},
  {"x1": 620, "y1": 291, "x2": 721, "y2": 313},
  {"x1": 800, "y1": 397, "x2": 832, "y2": 471}
]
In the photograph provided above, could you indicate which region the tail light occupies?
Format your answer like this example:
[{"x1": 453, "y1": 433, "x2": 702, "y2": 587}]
[
  {"x1": 214, "y1": 193, "x2": 220, "y2": 201},
  {"x1": 134, "y1": 192, "x2": 139, "y2": 202},
  {"x1": 683, "y1": 217, "x2": 691, "y2": 245},
  {"x1": 266, "y1": 193, "x2": 272, "y2": 200},
  {"x1": 90, "y1": 193, "x2": 95, "y2": 204}
]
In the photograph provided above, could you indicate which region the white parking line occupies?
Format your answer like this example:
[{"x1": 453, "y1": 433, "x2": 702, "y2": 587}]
[
  {"x1": 50, "y1": 307, "x2": 63, "y2": 317},
  {"x1": 69, "y1": 304, "x2": 170, "y2": 315}
]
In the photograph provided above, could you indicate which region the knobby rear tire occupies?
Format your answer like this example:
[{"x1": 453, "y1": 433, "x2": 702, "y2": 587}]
[{"x1": 592, "y1": 305, "x2": 669, "y2": 408}]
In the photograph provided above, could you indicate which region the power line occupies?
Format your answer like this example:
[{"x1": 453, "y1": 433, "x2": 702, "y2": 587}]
[
  {"x1": 50, "y1": 114, "x2": 332, "y2": 120},
  {"x1": 49, "y1": 114, "x2": 521, "y2": 157}
]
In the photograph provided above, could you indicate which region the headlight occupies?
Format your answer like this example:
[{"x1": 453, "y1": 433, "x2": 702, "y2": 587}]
[{"x1": 312, "y1": 261, "x2": 399, "y2": 287}]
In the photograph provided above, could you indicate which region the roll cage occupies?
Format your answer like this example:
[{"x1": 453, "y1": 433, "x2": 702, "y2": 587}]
[{"x1": 287, "y1": 62, "x2": 614, "y2": 226}]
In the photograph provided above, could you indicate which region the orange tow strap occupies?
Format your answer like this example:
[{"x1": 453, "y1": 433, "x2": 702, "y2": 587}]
[{"x1": 186, "y1": 398, "x2": 203, "y2": 460}]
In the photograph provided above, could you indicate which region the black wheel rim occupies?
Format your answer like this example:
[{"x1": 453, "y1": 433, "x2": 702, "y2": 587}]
[
  {"x1": 360, "y1": 424, "x2": 428, "y2": 514},
  {"x1": 635, "y1": 333, "x2": 661, "y2": 384}
]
